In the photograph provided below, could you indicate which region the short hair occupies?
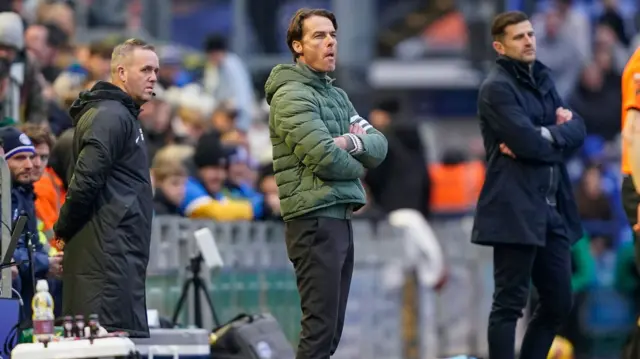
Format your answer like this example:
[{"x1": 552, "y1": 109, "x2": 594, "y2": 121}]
[
  {"x1": 203, "y1": 34, "x2": 227, "y2": 53},
  {"x1": 41, "y1": 22, "x2": 67, "y2": 48},
  {"x1": 110, "y1": 38, "x2": 155, "y2": 76},
  {"x1": 151, "y1": 145, "x2": 192, "y2": 182},
  {"x1": 19, "y1": 123, "x2": 55, "y2": 149},
  {"x1": 491, "y1": 11, "x2": 529, "y2": 40},
  {"x1": 286, "y1": 8, "x2": 337, "y2": 62},
  {"x1": 89, "y1": 40, "x2": 113, "y2": 59}
]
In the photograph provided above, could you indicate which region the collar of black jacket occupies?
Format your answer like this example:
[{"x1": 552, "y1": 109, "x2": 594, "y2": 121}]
[
  {"x1": 12, "y1": 182, "x2": 34, "y2": 195},
  {"x1": 495, "y1": 56, "x2": 554, "y2": 93},
  {"x1": 69, "y1": 81, "x2": 142, "y2": 122}
]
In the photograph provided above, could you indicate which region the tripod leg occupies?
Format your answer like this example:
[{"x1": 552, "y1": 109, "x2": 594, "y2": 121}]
[
  {"x1": 194, "y1": 277, "x2": 221, "y2": 328},
  {"x1": 171, "y1": 278, "x2": 193, "y2": 326}
]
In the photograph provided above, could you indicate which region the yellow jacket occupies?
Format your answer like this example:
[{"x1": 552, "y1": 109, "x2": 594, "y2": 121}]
[{"x1": 182, "y1": 177, "x2": 253, "y2": 221}]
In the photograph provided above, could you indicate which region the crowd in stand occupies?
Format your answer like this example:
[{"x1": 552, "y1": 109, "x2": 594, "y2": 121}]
[
  {"x1": 0, "y1": 0, "x2": 437, "y2": 322},
  {"x1": 1, "y1": 0, "x2": 638, "y2": 355}
]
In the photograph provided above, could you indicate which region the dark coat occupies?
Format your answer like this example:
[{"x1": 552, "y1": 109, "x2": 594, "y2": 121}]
[
  {"x1": 11, "y1": 184, "x2": 49, "y2": 320},
  {"x1": 472, "y1": 57, "x2": 585, "y2": 247},
  {"x1": 54, "y1": 81, "x2": 153, "y2": 338}
]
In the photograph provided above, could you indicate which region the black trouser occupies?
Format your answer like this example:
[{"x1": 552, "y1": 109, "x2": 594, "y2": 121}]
[
  {"x1": 488, "y1": 206, "x2": 573, "y2": 359},
  {"x1": 622, "y1": 175, "x2": 640, "y2": 274},
  {"x1": 285, "y1": 217, "x2": 354, "y2": 359}
]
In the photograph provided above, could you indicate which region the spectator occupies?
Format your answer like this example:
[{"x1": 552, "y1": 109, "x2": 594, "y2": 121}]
[
  {"x1": 598, "y1": 0, "x2": 630, "y2": 46},
  {"x1": 535, "y1": 8, "x2": 583, "y2": 99},
  {"x1": 139, "y1": 85, "x2": 182, "y2": 159},
  {"x1": 429, "y1": 148, "x2": 485, "y2": 215},
  {"x1": 35, "y1": 1, "x2": 75, "y2": 41},
  {"x1": 202, "y1": 34, "x2": 255, "y2": 132},
  {"x1": 575, "y1": 164, "x2": 613, "y2": 221},
  {"x1": 25, "y1": 22, "x2": 67, "y2": 83},
  {"x1": 53, "y1": 40, "x2": 112, "y2": 107},
  {"x1": 151, "y1": 144, "x2": 191, "y2": 216},
  {"x1": 164, "y1": 83, "x2": 216, "y2": 146},
  {"x1": 24, "y1": 124, "x2": 65, "y2": 238},
  {"x1": 533, "y1": 0, "x2": 591, "y2": 60},
  {"x1": 569, "y1": 58, "x2": 621, "y2": 141},
  {"x1": 594, "y1": 23, "x2": 628, "y2": 74},
  {"x1": 364, "y1": 99, "x2": 431, "y2": 218},
  {"x1": 20, "y1": 122, "x2": 64, "y2": 317},
  {"x1": 0, "y1": 56, "x2": 10, "y2": 126},
  {"x1": 256, "y1": 162, "x2": 281, "y2": 221},
  {"x1": 222, "y1": 145, "x2": 264, "y2": 217},
  {"x1": 0, "y1": 11, "x2": 47, "y2": 124},
  {"x1": 175, "y1": 105, "x2": 208, "y2": 145},
  {"x1": 156, "y1": 45, "x2": 185, "y2": 88},
  {"x1": 180, "y1": 131, "x2": 255, "y2": 221},
  {"x1": 211, "y1": 102, "x2": 238, "y2": 136},
  {"x1": 1, "y1": 127, "x2": 60, "y2": 321},
  {"x1": 575, "y1": 164, "x2": 618, "y2": 239},
  {"x1": 45, "y1": 127, "x2": 73, "y2": 192}
]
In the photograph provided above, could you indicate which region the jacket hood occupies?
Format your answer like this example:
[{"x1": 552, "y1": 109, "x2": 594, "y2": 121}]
[
  {"x1": 264, "y1": 63, "x2": 334, "y2": 105},
  {"x1": 68, "y1": 81, "x2": 141, "y2": 125},
  {"x1": 49, "y1": 128, "x2": 74, "y2": 189}
]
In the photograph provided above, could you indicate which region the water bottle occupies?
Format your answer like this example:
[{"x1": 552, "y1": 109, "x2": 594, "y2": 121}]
[{"x1": 32, "y1": 279, "x2": 55, "y2": 344}]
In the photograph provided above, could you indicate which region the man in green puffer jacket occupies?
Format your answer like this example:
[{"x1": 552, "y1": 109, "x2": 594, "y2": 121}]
[{"x1": 265, "y1": 8, "x2": 388, "y2": 359}]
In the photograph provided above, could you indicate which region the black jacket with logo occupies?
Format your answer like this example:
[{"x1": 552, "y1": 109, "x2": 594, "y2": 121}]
[{"x1": 54, "y1": 81, "x2": 153, "y2": 337}]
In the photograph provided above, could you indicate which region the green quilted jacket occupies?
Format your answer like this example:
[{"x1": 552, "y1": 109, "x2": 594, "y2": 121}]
[{"x1": 265, "y1": 63, "x2": 388, "y2": 221}]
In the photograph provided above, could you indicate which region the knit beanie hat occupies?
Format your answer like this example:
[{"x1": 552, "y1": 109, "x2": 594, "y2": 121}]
[
  {"x1": 1, "y1": 127, "x2": 34, "y2": 159},
  {"x1": 0, "y1": 12, "x2": 24, "y2": 50},
  {"x1": 193, "y1": 131, "x2": 227, "y2": 169}
]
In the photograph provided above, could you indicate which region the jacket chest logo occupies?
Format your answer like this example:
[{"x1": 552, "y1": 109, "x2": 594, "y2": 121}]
[{"x1": 136, "y1": 128, "x2": 145, "y2": 144}]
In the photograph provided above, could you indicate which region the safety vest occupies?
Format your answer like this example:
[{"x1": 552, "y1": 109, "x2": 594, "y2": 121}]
[
  {"x1": 429, "y1": 160, "x2": 485, "y2": 214},
  {"x1": 38, "y1": 219, "x2": 58, "y2": 256}
]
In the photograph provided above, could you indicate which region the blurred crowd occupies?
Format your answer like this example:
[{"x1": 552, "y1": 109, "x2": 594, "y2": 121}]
[
  {"x1": 0, "y1": 0, "x2": 435, "y2": 233},
  {"x1": 2, "y1": 0, "x2": 640, "y2": 355}
]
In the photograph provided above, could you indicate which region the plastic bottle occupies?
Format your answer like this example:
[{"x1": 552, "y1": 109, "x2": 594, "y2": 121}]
[
  {"x1": 32, "y1": 279, "x2": 55, "y2": 344},
  {"x1": 63, "y1": 315, "x2": 74, "y2": 338}
]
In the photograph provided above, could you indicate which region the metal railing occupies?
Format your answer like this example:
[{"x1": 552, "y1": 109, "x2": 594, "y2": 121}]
[{"x1": 148, "y1": 213, "x2": 492, "y2": 358}]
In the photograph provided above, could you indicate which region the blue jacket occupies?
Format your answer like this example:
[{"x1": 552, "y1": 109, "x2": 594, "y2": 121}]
[
  {"x1": 222, "y1": 182, "x2": 265, "y2": 219},
  {"x1": 180, "y1": 176, "x2": 262, "y2": 219},
  {"x1": 472, "y1": 57, "x2": 585, "y2": 247},
  {"x1": 12, "y1": 184, "x2": 49, "y2": 319}
]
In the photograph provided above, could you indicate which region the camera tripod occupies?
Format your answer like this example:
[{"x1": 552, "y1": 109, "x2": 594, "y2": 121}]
[{"x1": 171, "y1": 254, "x2": 220, "y2": 328}]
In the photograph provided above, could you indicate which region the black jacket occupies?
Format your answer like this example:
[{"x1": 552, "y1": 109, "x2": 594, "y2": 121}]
[
  {"x1": 365, "y1": 122, "x2": 431, "y2": 218},
  {"x1": 12, "y1": 184, "x2": 50, "y2": 321},
  {"x1": 472, "y1": 57, "x2": 585, "y2": 247},
  {"x1": 53, "y1": 81, "x2": 153, "y2": 338}
]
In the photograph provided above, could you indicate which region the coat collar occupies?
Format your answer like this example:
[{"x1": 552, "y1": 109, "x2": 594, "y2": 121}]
[{"x1": 495, "y1": 56, "x2": 554, "y2": 94}]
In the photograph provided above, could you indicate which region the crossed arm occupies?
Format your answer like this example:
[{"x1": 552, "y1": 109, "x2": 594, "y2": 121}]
[
  {"x1": 272, "y1": 90, "x2": 367, "y2": 180},
  {"x1": 480, "y1": 81, "x2": 585, "y2": 162},
  {"x1": 337, "y1": 89, "x2": 388, "y2": 169},
  {"x1": 273, "y1": 88, "x2": 388, "y2": 180}
]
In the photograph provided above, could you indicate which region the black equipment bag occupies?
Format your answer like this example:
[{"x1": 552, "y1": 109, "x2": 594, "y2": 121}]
[{"x1": 210, "y1": 313, "x2": 295, "y2": 359}]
